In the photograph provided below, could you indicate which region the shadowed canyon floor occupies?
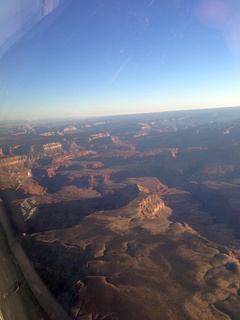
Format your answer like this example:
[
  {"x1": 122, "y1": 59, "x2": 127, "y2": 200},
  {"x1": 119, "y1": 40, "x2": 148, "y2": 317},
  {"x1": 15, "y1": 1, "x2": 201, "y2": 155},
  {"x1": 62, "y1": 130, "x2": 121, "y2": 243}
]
[{"x1": 1, "y1": 108, "x2": 240, "y2": 319}]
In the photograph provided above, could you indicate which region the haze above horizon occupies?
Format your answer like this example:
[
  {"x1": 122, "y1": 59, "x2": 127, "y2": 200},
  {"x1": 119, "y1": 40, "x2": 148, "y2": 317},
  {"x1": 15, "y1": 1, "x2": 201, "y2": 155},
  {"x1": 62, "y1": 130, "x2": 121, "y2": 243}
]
[{"x1": 1, "y1": 0, "x2": 240, "y2": 120}]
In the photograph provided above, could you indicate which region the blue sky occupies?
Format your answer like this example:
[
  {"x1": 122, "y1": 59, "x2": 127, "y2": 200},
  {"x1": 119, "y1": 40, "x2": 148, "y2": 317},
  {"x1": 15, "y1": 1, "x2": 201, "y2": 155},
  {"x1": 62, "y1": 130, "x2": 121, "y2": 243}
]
[{"x1": 1, "y1": 0, "x2": 240, "y2": 120}]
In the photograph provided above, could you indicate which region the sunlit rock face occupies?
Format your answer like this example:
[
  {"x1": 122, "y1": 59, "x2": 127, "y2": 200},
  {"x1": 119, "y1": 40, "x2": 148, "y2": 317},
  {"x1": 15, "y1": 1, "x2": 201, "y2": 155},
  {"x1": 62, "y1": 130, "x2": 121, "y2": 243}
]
[
  {"x1": 42, "y1": 142, "x2": 65, "y2": 156},
  {"x1": 0, "y1": 155, "x2": 28, "y2": 166},
  {"x1": 136, "y1": 194, "x2": 168, "y2": 218}
]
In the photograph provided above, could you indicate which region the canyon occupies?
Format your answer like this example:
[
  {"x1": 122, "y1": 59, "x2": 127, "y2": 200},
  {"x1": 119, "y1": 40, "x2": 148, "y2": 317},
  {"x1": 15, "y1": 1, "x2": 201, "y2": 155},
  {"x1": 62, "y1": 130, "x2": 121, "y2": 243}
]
[{"x1": 1, "y1": 108, "x2": 240, "y2": 319}]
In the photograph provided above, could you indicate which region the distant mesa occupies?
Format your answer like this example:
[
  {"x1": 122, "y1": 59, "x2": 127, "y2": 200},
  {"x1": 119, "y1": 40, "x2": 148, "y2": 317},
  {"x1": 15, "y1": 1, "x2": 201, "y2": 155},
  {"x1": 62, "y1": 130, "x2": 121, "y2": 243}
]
[
  {"x1": 89, "y1": 132, "x2": 110, "y2": 141},
  {"x1": 0, "y1": 155, "x2": 28, "y2": 166},
  {"x1": 63, "y1": 125, "x2": 77, "y2": 133},
  {"x1": 42, "y1": 142, "x2": 65, "y2": 156},
  {"x1": 43, "y1": 142, "x2": 63, "y2": 151},
  {"x1": 39, "y1": 131, "x2": 54, "y2": 136}
]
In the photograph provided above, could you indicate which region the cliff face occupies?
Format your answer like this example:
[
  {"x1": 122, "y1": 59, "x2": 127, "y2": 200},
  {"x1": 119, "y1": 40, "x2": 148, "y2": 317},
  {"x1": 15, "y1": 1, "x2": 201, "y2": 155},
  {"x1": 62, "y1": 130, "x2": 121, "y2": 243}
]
[
  {"x1": 43, "y1": 142, "x2": 63, "y2": 150},
  {"x1": 22, "y1": 180, "x2": 46, "y2": 195},
  {"x1": 0, "y1": 155, "x2": 28, "y2": 166},
  {"x1": 89, "y1": 132, "x2": 110, "y2": 141},
  {"x1": 69, "y1": 141, "x2": 85, "y2": 152},
  {"x1": 43, "y1": 142, "x2": 65, "y2": 156},
  {"x1": 137, "y1": 194, "x2": 169, "y2": 218}
]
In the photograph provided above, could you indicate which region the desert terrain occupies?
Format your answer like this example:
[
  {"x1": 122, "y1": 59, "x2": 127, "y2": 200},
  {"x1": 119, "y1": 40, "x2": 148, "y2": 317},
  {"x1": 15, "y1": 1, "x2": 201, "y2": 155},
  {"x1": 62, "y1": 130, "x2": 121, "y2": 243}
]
[{"x1": 1, "y1": 108, "x2": 240, "y2": 319}]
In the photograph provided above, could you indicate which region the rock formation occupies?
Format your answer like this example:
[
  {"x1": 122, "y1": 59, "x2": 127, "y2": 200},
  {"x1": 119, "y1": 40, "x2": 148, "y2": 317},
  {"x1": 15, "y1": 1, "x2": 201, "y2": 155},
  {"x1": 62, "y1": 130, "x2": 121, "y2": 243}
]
[
  {"x1": 42, "y1": 142, "x2": 65, "y2": 156},
  {"x1": 0, "y1": 155, "x2": 28, "y2": 166},
  {"x1": 136, "y1": 194, "x2": 170, "y2": 218}
]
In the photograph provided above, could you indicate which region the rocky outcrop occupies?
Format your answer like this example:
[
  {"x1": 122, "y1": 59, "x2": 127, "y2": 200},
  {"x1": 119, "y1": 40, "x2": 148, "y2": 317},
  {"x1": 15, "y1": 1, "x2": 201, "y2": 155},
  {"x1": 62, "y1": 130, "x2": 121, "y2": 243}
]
[
  {"x1": 69, "y1": 141, "x2": 85, "y2": 152},
  {"x1": 63, "y1": 125, "x2": 77, "y2": 133},
  {"x1": 46, "y1": 167, "x2": 57, "y2": 177},
  {"x1": 137, "y1": 194, "x2": 166, "y2": 218},
  {"x1": 22, "y1": 180, "x2": 46, "y2": 195},
  {"x1": 89, "y1": 132, "x2": 110, "y2": 141},
  {"x1": 43, "y1": 142, "x2": 63, "y2": 151},
  {"x1": 0, "y1": 155, "x2": 28, "y2": 166},
  {"x1": 134, "y1": 194, "x2": 171, "y2": 219},
  {"x1": 43, "y1": 142, "x2": 65, "y2": 156},
  {"x1": 87, "y1": 174, "x2": 109, "y2": 189}
]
